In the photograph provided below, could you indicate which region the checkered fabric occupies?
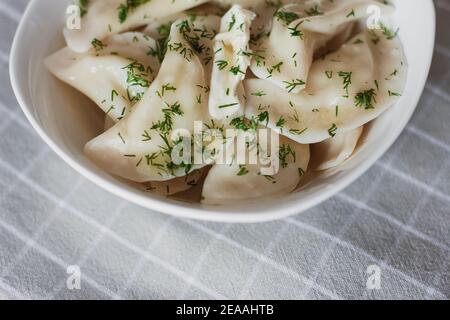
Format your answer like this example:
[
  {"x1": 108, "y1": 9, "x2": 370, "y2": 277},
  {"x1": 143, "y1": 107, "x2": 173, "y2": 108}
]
[{"x1": 0, "y1": 0, "x2": 448, "y2": 300}]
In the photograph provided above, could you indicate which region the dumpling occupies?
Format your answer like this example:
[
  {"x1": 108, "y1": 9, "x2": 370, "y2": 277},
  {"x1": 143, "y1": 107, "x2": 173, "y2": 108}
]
[
  {"x1": 201, "y1": 129, "x2": 310, "y2": 205},
  {"x1": 208, "y1": 5, "x2": 255, "y2": 122},
  {"x1": 144, "y1": 12, "x2": 221, "y2": 76},
  {"x1": 245, "y1": 28, "x2": 407, "y2": 144},
  {"x1": 249, "y1": 0, "x2": 393, "y2": 93},
  {"x1": 65, "y1": 0, "x2": 210, "y2": 53},
  {"x1": 46, "y1": 32, "x2": 160, "y2": 121},
  {"x1": 85, "y1": 19, "x2": 213, "y2": 183},
  {"x1": 311, "y1": 126, "x2": 363, "y2": 171}
]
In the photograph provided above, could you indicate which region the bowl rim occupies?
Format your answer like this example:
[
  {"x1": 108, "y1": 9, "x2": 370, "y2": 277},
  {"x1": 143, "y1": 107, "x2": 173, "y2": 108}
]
[{"x1": 9, "y1": 0, "x2": 436, "y2": 223}]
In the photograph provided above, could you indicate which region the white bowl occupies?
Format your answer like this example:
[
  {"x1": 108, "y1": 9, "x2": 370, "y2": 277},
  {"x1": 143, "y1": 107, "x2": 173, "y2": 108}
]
[{"x1": 10, "y1": 0, "x2": 435, "y2": 223}]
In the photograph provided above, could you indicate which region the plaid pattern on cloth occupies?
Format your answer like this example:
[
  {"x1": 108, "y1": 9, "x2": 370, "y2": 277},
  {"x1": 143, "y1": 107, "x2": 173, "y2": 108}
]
[{"x1": 0, "y1": 0, "x2": 449, "y2": 300}]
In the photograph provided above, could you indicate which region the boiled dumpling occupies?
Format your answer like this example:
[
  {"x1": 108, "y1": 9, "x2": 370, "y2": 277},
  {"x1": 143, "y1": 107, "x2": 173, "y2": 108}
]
[
  {"x1": 249, "y1": 0, "x2": 393, "y2": 93},
  {"x1": 312, "y1": 126, "x2": 363, "y2": 170},
  {"x1": 202, "y1": 129, "x2": 310, "y2": 205},
  {"x1": 208, "y1": 5, "x2": 255, "y2": 122},
  {"x1": 145, "y1": 13, "x2": 221, "y2": 79},
  {"x1": 46, "y1": 32, "x2": 160, "y2": 121},
  {"x1": 65, "y1": 0, "x2": 210, "y2": 53},
  {"x1": 245, "y1": 28, "x2": 407, "y2": 144},
  {"x1": 85, "y1": 19, "x2": 213, "y2": 183}
]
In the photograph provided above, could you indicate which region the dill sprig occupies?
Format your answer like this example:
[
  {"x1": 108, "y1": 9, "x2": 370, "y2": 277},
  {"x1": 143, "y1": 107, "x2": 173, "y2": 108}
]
[
  {"x1": 288, "y1": 21, "x2": 305, "y2": 38},
  {"x1": 122, "y1": 61, "x2": 151, "y2": 102},
  {"x1": 118, "y1": 0, "x2": 151, "y2": 24},
  {"x1": 227, "y1": 13, "x2": 237, "y2": 31},
  {"x1": 328, "y1": 124, "x2": 338, "y2": 137},
  {"x1": 355, "y1": 89, "x2": 377, "y2": 109},
  {"x1": 151, "y1": 101, "x2": 184, "y2": 135},
  {"x1": 304, "y1": 4, "x2": 323, "y2": 16},
  {"x1": 338, "y1": 71, "x2": 352, "y2": 97},
  {"x1": 278, "y1": 144, "x2": 296, "y2": 168},
  {"x1": 379, "y1": 23, "x2": 399, "y2": 40},
  {"x1": 91, "y1": 38, "x2": 106, "y2": 51},
  {"x1": 78, "y1": 0, "x2": 89, "y2": 17},
  {"x1": 283, "y1": 79, "x2": 305, "y2": 93},
  {"x1": 147, "y1": 23, "x2": 171, "y2": 63},
  {"x1": 215, "y1": 60, "x2": 228, "y2": 70},
  {"x1": 274, "y1": 10, "x2": 299, "y2": 25},
  {"x1": 229, "y1": 111, "x2": 269, "y2": 131},
  {"x1": 237, "y1": 165, "x2": 249, "y2": 176}
]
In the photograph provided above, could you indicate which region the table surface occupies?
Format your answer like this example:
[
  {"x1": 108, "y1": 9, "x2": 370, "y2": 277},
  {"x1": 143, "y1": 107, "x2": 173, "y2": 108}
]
[{"x1": 0, "y1": 0, "x2": 449, "y2": 300}]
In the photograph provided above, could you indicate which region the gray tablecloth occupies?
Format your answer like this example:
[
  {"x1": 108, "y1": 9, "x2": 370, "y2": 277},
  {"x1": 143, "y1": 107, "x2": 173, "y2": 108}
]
[{"x1": 0, "y1": 0, "x2": 449, "y2": 300}]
